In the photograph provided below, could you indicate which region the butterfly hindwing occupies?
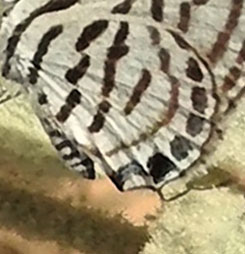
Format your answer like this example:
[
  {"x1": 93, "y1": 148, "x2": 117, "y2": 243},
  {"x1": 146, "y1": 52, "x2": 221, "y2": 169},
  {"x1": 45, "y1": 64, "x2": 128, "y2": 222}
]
[{"x1": 0, "y1": 0, "x2": 244, "y2": 191}]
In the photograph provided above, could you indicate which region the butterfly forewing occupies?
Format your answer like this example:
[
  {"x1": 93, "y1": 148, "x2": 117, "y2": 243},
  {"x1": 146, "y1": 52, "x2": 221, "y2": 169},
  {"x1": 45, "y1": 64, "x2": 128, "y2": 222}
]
[{"x1": 0, "y1": 0, "x2": 244, "y2": 192}]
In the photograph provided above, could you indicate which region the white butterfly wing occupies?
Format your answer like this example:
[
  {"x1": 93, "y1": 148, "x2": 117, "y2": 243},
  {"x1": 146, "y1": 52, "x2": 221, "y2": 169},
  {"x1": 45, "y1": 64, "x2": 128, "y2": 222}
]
[
  {"x1": 111, "y1": 0, "x2": 245, "y2": 111},
  {"x1": 0, "y1": 0, "x2": 244, "y2": 191}
]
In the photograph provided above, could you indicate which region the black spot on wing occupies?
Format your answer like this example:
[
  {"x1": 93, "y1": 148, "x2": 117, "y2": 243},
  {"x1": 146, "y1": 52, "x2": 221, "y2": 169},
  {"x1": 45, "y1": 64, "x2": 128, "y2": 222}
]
[
  {"x1": 38, "y1": 92, "x2": 48, "y2": 105},
  {"x1": 109, "y1": 161, "x2": 149, "y2": 191},
  {"x1": 151, "y1": 0, "x2": 164, "y2": 22},
  {"x1": 56, "y1": 89, "x2": 82, "y2": 123},
  {"x1": 178, "y1": 2, "x2": 191, "y2": 33},
  {"x1": 170, "y1": 135, "x2": 193, "y2": 161},
  {"x1": 147, "y1": 153, "x2": 177, "y2": 184},
  {"x1": 186, "y1": 113, "x2": 205, "y2": 136},
  {"x1": 147, "y1": 26, "x2": 161, "y2": 45},
  {"x1": 52, "y1": 135, "x2": 95, "y2": 179},
  {"x1": 70, "y1": 157, "x2": 95, "y2": 179},
  {"x1": 76, "y1": 20, "x2": 109, "y2": 51},
  {"x1": 124, "y1": 69, "x2": 152, "y2": 115},
  {"x1": 158, "y1": 47, "x2": 170, "y2": 73},
  {"x1": 102, "y1": 21, "x2": 129, "y2": 97},
  {"x1": 29, "y1": 25, "x2": 63, "y2": 84},
  {"x1": 186, "y1": 57, "x2": 204, "y2": 82},
  {"x1": 88, "y1": 22, "x2": 129, "y2": 133},
  {"x1": 88, "y1": 101, "x2": 111, "y2": 133},
  {"x1": 65, "y1": 54, "x2": 90, "y2": 85},
  {"x1": 191, "y1": 87, "x2": 208, "y2": 114},
  {"x1": 111, "y1": 0, "x2": 134, "y2": 14},
  {"x1": 66, "y1": 89, "x2": 82, "y2": 105}
]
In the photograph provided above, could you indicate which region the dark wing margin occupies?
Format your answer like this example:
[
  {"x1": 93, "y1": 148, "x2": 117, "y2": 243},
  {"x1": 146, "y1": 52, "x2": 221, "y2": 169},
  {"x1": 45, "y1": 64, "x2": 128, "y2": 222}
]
[{"x1": 40, "y1": 116, "x2": 96, "y2": 179}]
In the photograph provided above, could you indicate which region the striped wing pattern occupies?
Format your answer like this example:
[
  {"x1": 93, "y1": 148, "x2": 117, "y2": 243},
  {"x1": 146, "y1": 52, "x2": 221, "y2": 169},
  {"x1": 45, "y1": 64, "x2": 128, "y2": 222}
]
[{"x1": 0, "y1": 0, "x2": 244, "y2": 191}]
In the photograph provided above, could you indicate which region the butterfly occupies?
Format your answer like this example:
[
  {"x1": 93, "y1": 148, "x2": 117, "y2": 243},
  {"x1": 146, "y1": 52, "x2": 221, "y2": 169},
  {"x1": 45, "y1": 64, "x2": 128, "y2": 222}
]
[{"x1": 0, "y1": 0, "x2": 244, "y2": 197}]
